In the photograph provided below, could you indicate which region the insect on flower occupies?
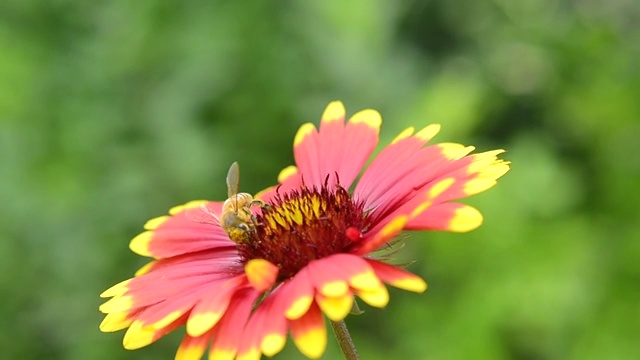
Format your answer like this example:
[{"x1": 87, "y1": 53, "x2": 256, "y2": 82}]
[
  {"x1": 219, "y1": 162, "x2": 269, "y2": 244},
  {"x1": 189, "y1": 162, "x2": 269, "y2": 244}
]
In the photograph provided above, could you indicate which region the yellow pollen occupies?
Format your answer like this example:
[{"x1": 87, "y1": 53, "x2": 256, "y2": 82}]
[
  {"x1": 291, "y1": 209, "x2": 303, "y2": 225},
  {"x1": 312, "y1": 200, "x2": 321, "y2": 218},
  {"x1": 273, "y1": 213, "x2": 289, "y2": 229}
]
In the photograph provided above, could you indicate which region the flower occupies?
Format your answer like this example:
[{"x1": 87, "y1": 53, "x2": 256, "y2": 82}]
[{"x1": 99, "y1": 101, "x2": 510, "y2": 359}]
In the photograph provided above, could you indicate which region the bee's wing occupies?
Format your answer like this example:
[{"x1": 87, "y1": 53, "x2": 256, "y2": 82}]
[
  {"x1": 185, "y1": 204, "x2": 221, "y2": 226},
  {"x1": 226, "y1": 162, "x2": 240, "y2": 198}
]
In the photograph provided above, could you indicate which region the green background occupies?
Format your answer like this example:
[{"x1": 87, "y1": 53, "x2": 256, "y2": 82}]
[{"x1": 1, "y1": 1, "x2": 639, "y2": 359}]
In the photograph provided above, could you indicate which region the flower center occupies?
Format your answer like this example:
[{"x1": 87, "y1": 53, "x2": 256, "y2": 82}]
[{"x1": 237, "y1": 183, "x2": 368, "y2": 281}]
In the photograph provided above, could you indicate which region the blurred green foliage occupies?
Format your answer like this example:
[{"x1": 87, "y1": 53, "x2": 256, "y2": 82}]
[{"x1": 1, "y1": 0, "x2": 639, "y2": 359}]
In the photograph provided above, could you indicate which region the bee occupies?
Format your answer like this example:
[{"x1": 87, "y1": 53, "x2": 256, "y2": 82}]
[
  {"x1": 187, "y1": 162, "x2": 267, "y2": 243},
  {"x1": 219, "y1": 162, "x2": 268, "y2": 243}
]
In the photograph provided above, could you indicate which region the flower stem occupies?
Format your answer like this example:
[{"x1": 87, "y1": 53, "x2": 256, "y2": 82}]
[{"x1": 330, "y1": 320, "x2": 360, "y2": 360}]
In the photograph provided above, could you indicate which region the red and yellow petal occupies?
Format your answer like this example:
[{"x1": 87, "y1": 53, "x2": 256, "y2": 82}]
[
  {"x1": 356, "y1": 123, "x2": 509, "y2": 214},
  {"x1": 185, "y1": 276, "x2": 246, "y2": 337},
  {"x1": 107, "y1": 250, "x2": 242, "y2": 314},
  {"x1": 353, "y1": 124, "x2": 509, "y2": 251},
  {"x1": 175, "y1": 330, "x2": 213, "y2": 360},
  {"x1": 122, "y1": 319, "x2": 157, "y2": 350},
  {"x1": 314, "y1": 291, "x2": 353, "y2": 322},
  {"x1": 129, "y1": 201, "x2": 234, "y2": 259},
  {"x1": 122, "y1": 312, "x2": 187, "y2": 350},
  {"x1": 355, "y1": 215, "x2": 408, "y2": 255},
  {"x1": 99, "y1": 294, "x2": 135, "y2": 314},
  {"x1": 354, "y1": 282, "x2": 390, "y2": 308},
  {"x1": 414, "y1": 149, "x2": 510, "y2": 205},
  {"x1": 306, "y1": 256, "x2": 352, "y2": 298},
  {"x1": 237, "y1": 294, "x2": 288, "y2": 359},
  {"x1": 391, "y1": 124, "x2": 441, "y2": 144},
  {"x1": 244, "y1": 259, "x2": 278, "y2": 292},
  {"x1": 100, "y1": 248, "x2": 249, "y2": 351},
  {"x1": 100, "y1": 279, "x2": 131, "y2": 299},
  {"x1": 99, "y1": 311, "x2": 134, "y2": 332},
  {"x1": 406, "y1": 202, "x2": 483, "y2": 232},
  {"x1": 303, "y1": 254, "x2": 395, "y2": 320},
  {"x1": 293, "y1": 101, "x2": 381, "y2": 189},
  {"x1": 358, "y1": 143, "x2": 467, "y2": 212},
  {"x1": 367, "y1": 260, "x2": 427, "y2": 293},
  {"x1": 278, "y1": 271, "x2": 315, "y2": 320},
  {"x1": 208, "y1": 289, "x2": 261, "y2": 360},
  {"x1": 355, "y1": 124, "x2": 444, "y2": 208},
  {"x1": 290, "y1": 302, "x2": 327, "y2": 359},
  {"x1": 332, "y1": 107, "x2": 382, "y2": 188}
]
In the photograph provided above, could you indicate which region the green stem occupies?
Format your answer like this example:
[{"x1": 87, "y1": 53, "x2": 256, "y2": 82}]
[{"x1": 330, "y1": 320, "x2": 360, "y2": 360}]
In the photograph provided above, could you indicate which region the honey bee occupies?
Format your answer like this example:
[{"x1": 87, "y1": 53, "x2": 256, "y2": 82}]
[{"x1": 219, "y1": 162, "x2": 268, "y2": 243}]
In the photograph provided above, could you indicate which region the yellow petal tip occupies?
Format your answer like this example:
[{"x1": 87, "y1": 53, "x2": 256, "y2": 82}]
[
  {"x1": 293, "y1": 327, "x2": 327, "y2": 359},
  {"x1": 319, "y1": 281, "x2": 349, "y2": 297},
  {"x1": 285, "y1": 296, "x2": 314, "y2": 320},
  {"x1": 415, "y1": 124, "x2": 441, "y2": 142},
  {"x1": 261, "y1": 334, "x2": 287, "y2": 356},
  {"x1": 322, "y1": 101, "x2": 346, "y2": 123},
  {"x1": 392, "y1": 127, "x2": 415, "y2": 144},
  {"x1": 129, "y1": 231, "x2": 153, "y2": 257},
  {"x1": 277, "y1": 165, "x2": 298, "y2": 183},
  {"x1": 356, "y1": 285, "x2": 390, "y2": 308},
  {"x1": 294, "y1": 123, "x2": 316, "y2": 146},
  {"x1": 349, "y1": 109, "x2": 382, "y2": 130},
  {"x1": 449, "y1": 205, "x2": 483, "y2": 232},
  {"x1": 392, "y1": 276, "x2": 428, "y2": 293},
  {"x1": 186, "y1": 312, "x2": 221, "y2": 337},
  {"x1": 143, "y1": 216, "x2": 169, "y2": 230},
  {"x1": 122, "y1": 321, "x2": 156, "y2": 350}
]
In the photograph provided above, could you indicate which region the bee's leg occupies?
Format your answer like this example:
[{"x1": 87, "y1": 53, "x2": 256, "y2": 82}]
[
  {"x1": 241, "y1": 207, "x2": 254, "y2": 218},
  {"x1": 250, "y1": 200, "x2": 271, "y2": 210}
]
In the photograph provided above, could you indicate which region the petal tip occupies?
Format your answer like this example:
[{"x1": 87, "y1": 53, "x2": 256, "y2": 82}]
[
  {"x1": 143, "y1": 216, "x2": 169, "y2": 230},
  {"x1": 449, "y1": 205, "x2": 483, "y2": 232},
  {"x1": 245, "y1": 259, "x2": 278, "y2": 292},
  {"x1": 415, "y1": 124, "x2": 441, "y2": 142},
  {"x1": 349, "y1": 109, "x2": 382, "y2": 131},
  {"x1": 322, "y1": 101, "x2": 346, "y2": 123},
  {"x1": 294, "y1": 123, "x2": 316, "y2": 146},
  {"x1": 129, "y1": 231, "x2": 153, "y2": 257},
  {"x1": 391, "y1": 127, "x2": 415, "y2": 144},
  {"x1": 277, "y1": 165, "x2": 298, "y2": 183}
]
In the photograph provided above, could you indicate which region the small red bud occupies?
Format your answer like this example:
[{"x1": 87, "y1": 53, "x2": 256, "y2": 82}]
[{"x1": 345, "y1": 227, "x2": 362, "y2": 242}]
